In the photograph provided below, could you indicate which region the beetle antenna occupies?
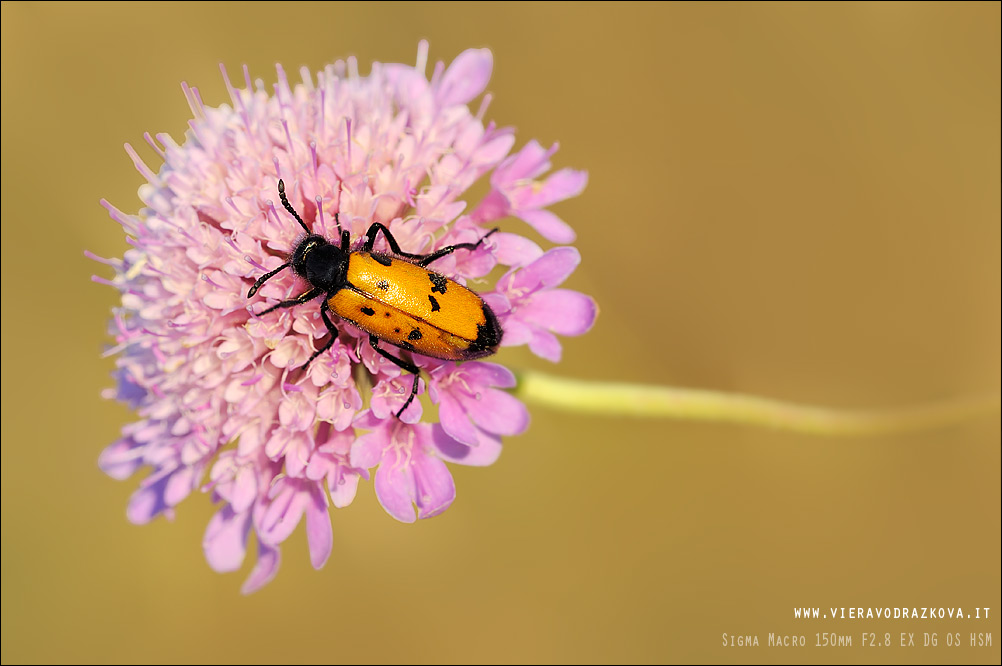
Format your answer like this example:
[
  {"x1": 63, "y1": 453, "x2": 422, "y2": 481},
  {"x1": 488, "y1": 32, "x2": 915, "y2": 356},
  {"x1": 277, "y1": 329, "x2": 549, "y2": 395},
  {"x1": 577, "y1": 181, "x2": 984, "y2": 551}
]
[
  {"x1": 336, "y1": 180, "x2": 346, "y2": 236},
  {"x1": 277, "y1": 179, "x2": 311, "y2": 234},
  {"x1": 248, "y1": 262, "x2": 290, "y2": 297}
]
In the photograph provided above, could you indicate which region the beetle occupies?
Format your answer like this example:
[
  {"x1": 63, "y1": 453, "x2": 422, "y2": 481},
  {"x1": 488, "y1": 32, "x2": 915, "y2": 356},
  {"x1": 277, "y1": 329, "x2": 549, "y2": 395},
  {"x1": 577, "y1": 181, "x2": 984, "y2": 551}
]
[{"x1": 248, "y1": 179, "x2": 502, "y2": 417}]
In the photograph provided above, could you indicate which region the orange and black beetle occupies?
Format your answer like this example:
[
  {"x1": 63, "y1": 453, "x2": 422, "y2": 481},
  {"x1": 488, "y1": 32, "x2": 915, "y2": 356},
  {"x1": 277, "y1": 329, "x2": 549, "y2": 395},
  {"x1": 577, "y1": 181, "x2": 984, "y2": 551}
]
[{"x1": 248, "y1": 180, "x2": 502, "y2": 417}]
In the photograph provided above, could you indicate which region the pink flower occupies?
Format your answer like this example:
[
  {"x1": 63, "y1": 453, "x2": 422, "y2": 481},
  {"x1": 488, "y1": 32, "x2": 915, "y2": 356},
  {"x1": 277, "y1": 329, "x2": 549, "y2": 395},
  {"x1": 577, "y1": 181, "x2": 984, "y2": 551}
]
[
  {"x1": 350, "y1": 412, "x2": 459, "y2": 522},
  {"x1": 485, "y1": 247, "x2": 598, "y2": 362},
  {"x1": 429, "y1": 362, "x2": 529, "y2": 448},
  {"x1": 95, "y1": 43, "x2": 595, "y2": 592},
  {"x1": 471, "y1": 140, "x2": 588, "y2": 243}
]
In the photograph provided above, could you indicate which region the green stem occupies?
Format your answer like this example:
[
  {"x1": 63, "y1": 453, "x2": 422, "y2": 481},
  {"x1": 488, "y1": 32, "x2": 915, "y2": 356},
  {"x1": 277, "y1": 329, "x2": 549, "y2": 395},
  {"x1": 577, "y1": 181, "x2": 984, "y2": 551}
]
[{"x1": 513, "y1": 371, "x2": 1000, "y2": 437}]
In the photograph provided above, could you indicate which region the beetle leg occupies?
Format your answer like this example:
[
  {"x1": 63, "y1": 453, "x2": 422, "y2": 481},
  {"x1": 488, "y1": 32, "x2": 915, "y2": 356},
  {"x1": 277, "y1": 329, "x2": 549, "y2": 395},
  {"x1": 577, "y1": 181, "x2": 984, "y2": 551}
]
[
  {"x1": 300, "y1": 299, "x2": 340, "y2": 371},
  {"x1": 362, "y1": 222, "x2": 425, "y2": 258},
  {"x1": 363, "y1": 222, "x2": 499, "y2": 267},
  {"x1": 416, "y1": 228, "x2": 499, "y2": 267},
  {"x1": 254, "y1": 286, "x2": 323, "y2": 316},
  {"x1": 368, "y1": 334, "x2": 421, "y2": 418}
]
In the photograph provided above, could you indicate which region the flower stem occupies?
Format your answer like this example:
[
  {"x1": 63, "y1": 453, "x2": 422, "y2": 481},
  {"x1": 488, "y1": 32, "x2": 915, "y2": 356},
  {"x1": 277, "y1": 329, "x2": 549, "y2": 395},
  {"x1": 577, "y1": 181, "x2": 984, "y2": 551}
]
[{"x1": 513, "y1": 371, "x2": 1001, "y2": 437}]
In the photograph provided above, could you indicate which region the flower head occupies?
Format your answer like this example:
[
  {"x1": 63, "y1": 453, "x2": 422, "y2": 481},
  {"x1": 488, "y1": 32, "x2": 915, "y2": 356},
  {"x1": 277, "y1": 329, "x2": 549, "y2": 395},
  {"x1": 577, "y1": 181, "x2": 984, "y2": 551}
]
[{"x1": 95, "y1": 43, "x2": 596, "y2": 592}]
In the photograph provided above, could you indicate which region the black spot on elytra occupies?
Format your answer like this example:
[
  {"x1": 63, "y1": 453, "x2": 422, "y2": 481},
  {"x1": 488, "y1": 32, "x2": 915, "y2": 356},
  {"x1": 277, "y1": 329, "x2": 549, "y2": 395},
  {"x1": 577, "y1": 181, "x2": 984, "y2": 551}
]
[
  {"x1": 371, "y1": 253, "x2": 393, "y2": 267},
  {"x1": 408, "y1": 328, "x2": 423, "y2": 341},
  {"x1": 429, "y1": 273, "x2": 448, "y2": 294},
  {"x1": 376, "y1": 279, "x2": 390, "y2": 290},
  {"x1": 360, "y1": 306, "x2": 375, "y2": 316},
  {"x1": 384, "y1": 312, "x2": 391, "y2": 318},
  {"x1": 394, "y1": 327, "x2": 401, "y2": 333},
  {"x1": 428, "y1": 294, "x2": 441, "y2": 312}
]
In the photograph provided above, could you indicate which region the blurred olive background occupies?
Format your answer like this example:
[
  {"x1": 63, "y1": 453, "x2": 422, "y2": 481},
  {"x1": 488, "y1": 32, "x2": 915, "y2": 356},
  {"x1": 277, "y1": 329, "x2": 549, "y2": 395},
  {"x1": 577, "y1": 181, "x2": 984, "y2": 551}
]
[{"x1": 2, "y1": 2, "x2": 999, "y2": 663}]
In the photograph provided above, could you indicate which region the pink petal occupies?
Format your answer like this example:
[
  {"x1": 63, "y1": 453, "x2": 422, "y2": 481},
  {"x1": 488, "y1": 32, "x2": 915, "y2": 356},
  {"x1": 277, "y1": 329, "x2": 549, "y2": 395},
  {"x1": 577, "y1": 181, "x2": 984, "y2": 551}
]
[
  {"x1": 495, "y1": 140, "x2": 553, "y2": 183},
  {"x1": 469, "y1": 189, "x2": 509, "y2": 224},
  {"x1": 236, "y1": 422, "x2": 266, "y2": 455},
  {"x1": 99, "y1": 438, "x2": 143, "y2": 480},
  {"x1": 438, "y1": 393, "x2": 480, "y2": 446},
  {"x1": 470, "y1": 131, "x2": 515, "y2": 167},
  {"x1": 304, "y1": 488, "x2": 332, "y2": 569},
  {"x1": 241, "y1": 541, "x2": 281, "y2": 595},
  {"x1": 370, "y1": 377, "x2": 423, "y2": 423},
  {"x1": 482, "y1": 291, "x2": 511, "y2": 317},
  {"x1": 374, "y1": 459, "x2": 416, "y2": 523},
  {"x1": 384, "y1": 61, "x2": 431, "y2": 105},
  {"x1": 279, "y1": 392, "x2": 316, "y2": 431},
  {"x1": 164, "y1": 465, "x2": 197, "y2": 506},
  {"x1": 514, "y1": 247, "x2": 580, "y2": 292},
  {"x1": 492, "y1": 232, "x2": 543, "y2": 268},
  {"x1": 126, "y1": 475, "x2": 169, "y2": 524},
  {"x1": 517, "y1": 209, "x2": 576, "y2": 244},
  {"x1": 270, "y1": 336, "x2": 309, "y2": 369},
  {"x1": 317, "y1": 386, "x2": 362, "y2": 432},
  {"x1": 431, "y1": 425, "x2": 503, "y2": 466},
  {"x1": 264, "y1": 429, "x2": 291, "y2": 459},
  {"x1": 436, "y1": 48, "x2": 493, "y2": 106},
  {"x1": 202, "y1": 289, "x2": 241, "y2": 311},
  {"x1": 523, "y1": 168, "x2": 588, "y2": 208},
  {"x1": 462, "y1": 389, "x2": 530, "y2": 436},
  {"x1": 109, "y1": 370, "x2": 147, "y2": 407},
  {"x1": 497, "y1": 316, "x2": 533, "y2": 346},
  {"x1": 411, "y1": 452, "x2": 455, "y2": 519},
  {"x1": 349, "y1": 430, "x2": 384, "y2": 470},
  {"x1": 231, "y1": 465, "x2": 258, "y2": 513},
  {"x1": 259, "y1": 485, "x2": 308, "y2": 545},
  {"x1": 304, "y1": 459, "x2": 330, "y2": 485},
  {"x1": 464, "y1": 361, "x2": 517, "y2": 389},
  {"x1": 328, "y1": 471, "x2": 360, "y2": 509},
  {"x1": 203, "y1": 506, "x2": 249, "y2": 573},
  {"x1": 528, "y1": 330, "x2": 563, "y2": 362},
  {"x1": 444, "y1": 228, "x2": 498, "y2": 278},
  {"x1": 283, "y1": 431, "x2": 314, "y2": 478},
  {"x1": 519, "y1": 289, "x2": 598, "y2": 336}
]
